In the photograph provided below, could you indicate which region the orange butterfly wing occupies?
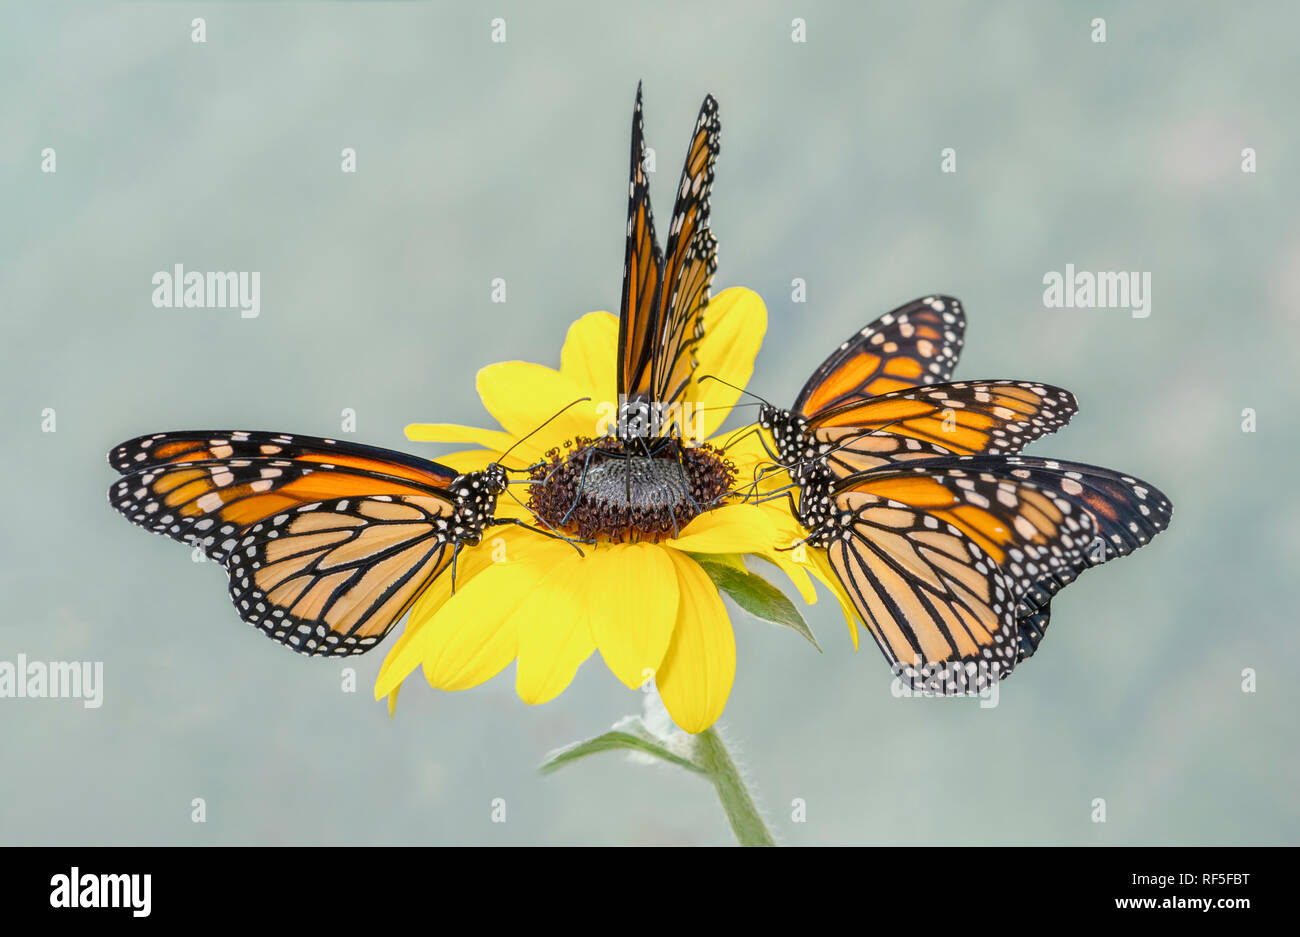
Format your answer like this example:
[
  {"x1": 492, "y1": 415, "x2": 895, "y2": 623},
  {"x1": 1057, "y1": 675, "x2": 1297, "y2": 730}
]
[
  {"x1": 109, "y1": 430, "x2": 471, "y2": 656},
  {"x1": 822, "y1": 455, "x2": 1172, "y2": 691},
  {"x1": 109, "y1": 430, "x2": 459, "y2": 559},
  {"x1": 224, "y1": 494, "x2": 457, "y2": 655},
  {"x1": 615, "y1": 87, "x2": 720, "y2": 431},
  {"x1": 617, "y1": 84, "x2": 664, "y2": 405},
  {"x1": 794, "y1": 295, "x2": 966, "y2": 419},
  {"x1": 652, "y1": 95, "x2": 720, "y2": 411},
  {"x1": 807, "y1": 380, "x2": 1078, "y2": 477}
]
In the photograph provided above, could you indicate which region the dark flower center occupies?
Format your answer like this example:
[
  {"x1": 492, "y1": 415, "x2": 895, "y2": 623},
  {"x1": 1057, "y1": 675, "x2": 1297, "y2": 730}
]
[{"x1": 528, "y1": 436, "x2": 736, "y2": 543}]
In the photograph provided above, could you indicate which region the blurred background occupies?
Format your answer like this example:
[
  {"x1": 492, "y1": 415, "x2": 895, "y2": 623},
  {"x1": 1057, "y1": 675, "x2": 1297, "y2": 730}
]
[{"x1": 2, "y1": 0, "x2": 1297, "y2": 845}]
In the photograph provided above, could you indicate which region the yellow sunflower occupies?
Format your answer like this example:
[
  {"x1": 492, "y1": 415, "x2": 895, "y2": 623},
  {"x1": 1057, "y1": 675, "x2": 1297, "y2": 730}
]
[{"x1": 374, "y1": 287, "x2": 859, "y2": 732}]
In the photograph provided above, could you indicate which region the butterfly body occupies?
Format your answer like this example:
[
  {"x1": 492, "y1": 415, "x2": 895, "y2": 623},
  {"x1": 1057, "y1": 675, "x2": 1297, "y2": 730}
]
[
  {"x1": 755, "y1": 405, "x2": 836, "y2": 528},
  {"x1": 444, "y1": 462, "x2": 510, "y2": 546}
]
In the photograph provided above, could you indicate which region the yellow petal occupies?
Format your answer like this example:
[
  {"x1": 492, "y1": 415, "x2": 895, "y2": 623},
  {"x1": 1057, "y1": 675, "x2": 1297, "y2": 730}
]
[
  {"x1": 657, "y1": 551, "x2": 736, "y2": 733},
  {"x1": 476, "y1": 362, "x2": 604, "y2": 444},
  {"x1": 403, "y1": 427, "x2": 541, "y2": 471},
  {"x1": 665, "y1": 503, "x2": 781, "y2": 555},
  {"x1": 424, "y1": 536, "x2": 582, "y2": 692},
  {"x1": 588, "y1": 544, "x2": 679, "y2": 689},
  {"x1": 560, "y1": 311, "x2": 618, "y2": 404},
  {"x1": 718, "y1": 429, "x2": 779, "y2": 481},
  {"x1": 405, "y1": 422, "x2": 517, "y2": 450},
  {"x1": 754, "y1": 550, "x2": 818, "y2": 605},
  {"x1": 703, "y1": 552, "x2": 747, "y2": 575},
  {"x1": 420, "y1": 551, "x2": 560, "y2": 692},
  {"x1": 748, "y1": 503, "x2": 818, "y2": 604},
  {"x1": 425, "y1": 448, "x2": 499, "y2": 474},
  {"x1": 374, "y1": 526, "x2": 543, "y2": 697},
  {"x1": 514, "y1": 551, "x2": 597, "y2": 704},
  {"x1": 689, "y1": 287, "x2": 767, "y2": 439}
]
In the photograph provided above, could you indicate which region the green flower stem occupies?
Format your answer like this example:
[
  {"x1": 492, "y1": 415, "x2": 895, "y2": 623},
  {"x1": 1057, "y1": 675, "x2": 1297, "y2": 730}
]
[{"x1": 694, "y1": 726, "x2": 775, "y2": 846}]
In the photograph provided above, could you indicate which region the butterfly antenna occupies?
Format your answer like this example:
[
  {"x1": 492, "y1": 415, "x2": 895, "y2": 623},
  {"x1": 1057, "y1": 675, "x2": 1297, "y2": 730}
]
[
  {"x1": 561, "y1": 445, "x2": 599, "y2": 527},
  {"x1": 499, "y1": 397, "x2": 592, "y2": 466},
  {"x1": 693, "y1": 401, "x2": 764, "y2": 414},
  {"x1": 697, "y1": 374, "x2": 773, "y2": 409}
]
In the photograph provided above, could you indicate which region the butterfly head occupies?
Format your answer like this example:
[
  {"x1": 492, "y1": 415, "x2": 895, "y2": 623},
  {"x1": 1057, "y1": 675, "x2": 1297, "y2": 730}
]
[
  {"x1": 480, "y1": 461, "x2": 509, "y2": 495},
  {"x1": 758, "y1": 404, "x2": 812, "y2": 470}
]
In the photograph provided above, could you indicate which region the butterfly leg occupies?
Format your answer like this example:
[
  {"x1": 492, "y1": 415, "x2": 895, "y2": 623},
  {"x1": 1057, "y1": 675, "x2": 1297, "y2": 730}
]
[
  {"x1": 773, "y1": 523, "x2": 812, "y2": 553},
  {"x1": 756, "y1": 488, "x2": 803, "y2": 533},
  {"x1": 731, "y1": 462, "x2": 787, "y2": 502},
  {"x1": 752, "y1": 423, "x2": 782, "y2": 463},
  {"x1": 719, "y1": 423, "x2": 760, "y2": 454},
  {"x1": 624, "y1": 441, "x2": 637, "y2": 521},
  {"x1": 560, "y1": 444, "x2": 599, "y2": 526},
  {"x1": 492, "y1": 517, "x2": 589, "y2": 556},
  {"x1": 664, "y1": 444, "x2": 682, "y2": 540},
  {"x1": 670, "y1": 438, "x2": 704, "y2": 515},
  {"x1": 743, "y1": 480, "x2": 800, "y2": 505},
  {"x1": 449, "y1": 540, "x2": 464, "y2": 595},
  {"x1": 628, "y1": 435, "x2": 660, "y2": 533}
]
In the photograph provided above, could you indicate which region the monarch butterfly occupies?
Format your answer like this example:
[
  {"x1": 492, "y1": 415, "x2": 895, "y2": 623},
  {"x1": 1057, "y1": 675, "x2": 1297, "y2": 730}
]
[
  {"x1": 616, "y1": 82, "x2": 719, "y2": 439},
  {"x1": 749, "y1": 296, "x2": 1172, "y2": 690},
  {"x1": 107, "y1": 429, "x2": 558, "y2": 656},
  {"x1": 527, "y1": 86, "x2": 727, "y2": 543}
]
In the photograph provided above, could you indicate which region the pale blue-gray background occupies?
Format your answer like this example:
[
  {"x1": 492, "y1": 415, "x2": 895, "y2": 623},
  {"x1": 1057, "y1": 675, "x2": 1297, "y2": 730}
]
[{"x1": 2, "y1": 0, "x2": 1296, "y2": 844}]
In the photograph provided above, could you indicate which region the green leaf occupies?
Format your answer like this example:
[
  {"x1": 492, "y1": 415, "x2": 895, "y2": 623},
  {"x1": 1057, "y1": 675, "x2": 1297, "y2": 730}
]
[
  {"x1": 700, "y1": 551, "x2": 748, "y2": 575},
  {"x1": 689, "y1": 553, "x2": 821, "y2": 652},
  {"x1": 539, "y1": 719, "x2": 705, "y2": 776}
]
